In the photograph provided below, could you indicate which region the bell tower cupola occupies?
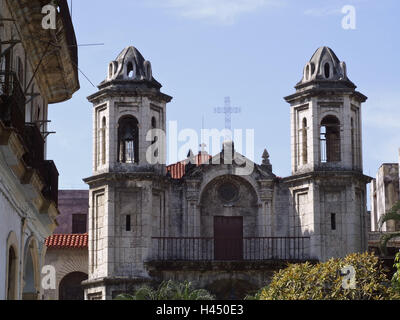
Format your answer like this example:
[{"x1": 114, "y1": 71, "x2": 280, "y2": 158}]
[
  {"x1": 285, "y1": 46, "x2": 367, "y2": 175},
  {"x1": 87, "y1": 46, "x2": 172, "y2": 175}
]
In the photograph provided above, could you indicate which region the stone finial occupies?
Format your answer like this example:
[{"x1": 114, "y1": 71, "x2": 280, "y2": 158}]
[
  {"x1": 262, "y1": 148, "x2": 272, "y2": 173},
  {"x1": 262, "y1": 149, "x2": 270, "y2": 165},
  {"x1": 199, "y1": 143, "x2": 208, "y2": 154},
  {"x1": 187, "y1": 149, "x2": 196, "y2": 164}
]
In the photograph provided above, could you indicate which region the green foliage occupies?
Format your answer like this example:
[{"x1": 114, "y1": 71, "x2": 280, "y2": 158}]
[
  {"x1": 257, "y1": 252, "x2": 400, "y2": 300},
  {"x1": 392, "y1": 252, "x2": 400, "y2": 292},
  {"x1": 378, "y1": 200, "x2": 400, "y2": 252},
  {"x1": 115, "y1": 280, "x2": 215, "y2": 300}
]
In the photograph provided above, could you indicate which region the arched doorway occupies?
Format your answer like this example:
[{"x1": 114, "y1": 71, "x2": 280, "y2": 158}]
[
  {"x1": 200, "y1": 175, "x2": 258, "y2": 261},
  {"x1": 22, "y1": 239, "x2": 40, "y2": 300},
  {"x1": 7, "y1": 246, "x2": 18, "y2": 300},
  {"x1": 59, "y1": 272, "x2": 88, "y2": 300}
]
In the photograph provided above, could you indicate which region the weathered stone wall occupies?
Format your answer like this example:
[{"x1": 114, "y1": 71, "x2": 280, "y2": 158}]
[
  {"x1": 371, "y1": 163, "x2": 399, "y2": 232},
  {"x1": 43, "y1": 248, "x2": 88, "y2": 300}
]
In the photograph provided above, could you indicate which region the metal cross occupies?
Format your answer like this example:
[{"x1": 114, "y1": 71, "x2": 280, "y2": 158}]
[{"x1": 214, "y1": 97, "x2": 241, "y2": 132}]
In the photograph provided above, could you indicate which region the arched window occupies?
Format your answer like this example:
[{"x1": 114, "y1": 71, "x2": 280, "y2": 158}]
[
  {"x1": 302, "y1": 118, "x2": 308, "y2": 165},
  {"x1": 118, "y1": 116, "x2": 139, "y2": 163},
  {"x1": 7, "y1": 246, "x2": 17, "y2": 300},
  {"x1": 305, "y1": 65, "x2": 310, "y2": 80},
  {"x1": 59, "y1": 272, "x2": 88, "y2": 300},
  {"x1": 101, "y1": 117, "x2": 106, "y2": 165},
  {"x1": 127, "y1": 61, "x2": 134, "y2": 78},
  {"x1": 22, "y1": 244, "x2": 38, "y2": 300},
  {"x1": 324, "y1": 62, "x2": 330, "y2": 79},
  {"x1": 151, "y1": 117, "x2": 158, "y2": 158},
  {"x1": 108, "y1": 63, "x2": 113, "y2": 79},
  {"x1": 320, "y1": 115, "x2": 341, "y2": 163}
]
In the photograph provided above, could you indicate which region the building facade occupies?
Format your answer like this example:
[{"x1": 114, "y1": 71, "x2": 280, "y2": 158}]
[
  {"x1": 83, "y1": 46, "x2": 371, "y2": 299},
  {"x1": 43, "y1": 190, "x2": 89, "y2": 301},
  {"x1": 0, "y1": 0, "x2": 79, "y2": 300}
]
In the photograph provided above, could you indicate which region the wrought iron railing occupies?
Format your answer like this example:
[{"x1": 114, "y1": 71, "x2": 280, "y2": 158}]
[
  {"x1": 0, "y1": 71, "x2": 59, "y2": 206},
  {"x1": 151, "y1": 237, "x2": 310, "y2": 261},
  {"x1": 0, "y1": 70, "x2": 26, "y2": 135},
  {"x1": 23, "y1": 123, "x2": 45, "y2": 167},
  {"x1": 38, "y1": 160, "x2": 59, "y2": 206}
]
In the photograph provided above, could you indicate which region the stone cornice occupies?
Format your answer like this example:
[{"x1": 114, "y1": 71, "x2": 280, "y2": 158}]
[
  {"x1": 284, "y1": 87, "x2": 367, "y2": 104},
  {"x1": 281, "y1": 170, "x2": 373, "y2": 185},
  {"x1": 5, "y1": 0, "x2": 80, "y2": 103},
  {"x1": 87, "y1": 86, "x2": 173, "y2": 104}
]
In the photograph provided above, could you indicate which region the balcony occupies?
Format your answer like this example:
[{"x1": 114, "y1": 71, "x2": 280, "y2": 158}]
[
  {"x1": 0, "y1": 71, "x2": 26, "y2": 135},
  {"x1": 151, "y1": 237, "x2": 310, "y2": 262},
  {"x1": 22, "y1": 124, "x2": 59, "y2": 206},
  {"x1": 37, "y1": 160, "x2": 59, "y2": 206},
  {"x1": 0, "y1": 73, "x2": 59, "y2": 207}
]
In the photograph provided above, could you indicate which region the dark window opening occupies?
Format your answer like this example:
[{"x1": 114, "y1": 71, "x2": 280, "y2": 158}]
[
  {"x1": 127, "y1": 62, "x2": 134, "y2": 78},
  {"x1": 101, "y1": 117, "x2": 106, "y2": 165},
  {"x1": 59, "y1": 272, "x2": 88, "y2": 300},
  {"x1": 305, "y1": 65, "x2": 310, "y2": 80},
  {"x1": 302, "y1": 118, "x2": 308, "y2": 165},
  {"x1": 320, "y1": 115, "x2": 341, "y2": 163},
  {"x1": 7, "y1": 246, "x2": 17, "y2": 300},
  {"x1": 126, "y1": 215, "x2": 131, "y2": 231},
  {"x1": 331, "y1": 213, "x2": 336, "y2": 230},
  {"x1": 72, "y1": 214, "x2": 87, "y2": 234},
  {"x1": 324, "y1": 63, "x2": 330, "y2": 79},
  {"x1": 17, "y1": 57, "x2": 24, "y2": 85},
  {"x1": 118, "y1": 116, "x2": 139, "y2": 164}
]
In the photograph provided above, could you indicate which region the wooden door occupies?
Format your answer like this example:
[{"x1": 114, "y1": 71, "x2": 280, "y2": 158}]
[{"x1": 214, "y1": 216, "x2": 243, "y2": 261}]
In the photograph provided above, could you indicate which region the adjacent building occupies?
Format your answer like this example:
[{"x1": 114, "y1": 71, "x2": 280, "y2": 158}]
[
  {"x1": 369, "y1": 150, "x2": 400, "y2": 255},
  {"x1": 44, "y1": 190, "x2": 89, "y2": 300},
  {"x1": 0, "y1": 0, "x2": 79, "y2": 300}
]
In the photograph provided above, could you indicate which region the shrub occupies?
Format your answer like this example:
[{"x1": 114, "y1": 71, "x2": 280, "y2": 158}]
[
  {"x1": 258, "y1": 252, "x2": 400, "y2": 300},
  {"x1": 115, "y1": 280, "x2": 215, "y2": 300},
  {"x1": 392, "y1": 252, "x2": 400, "y2": 292}
]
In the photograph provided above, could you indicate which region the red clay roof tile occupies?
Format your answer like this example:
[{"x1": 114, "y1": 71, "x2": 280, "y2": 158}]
[{"x1": 45, "y1": 233, "x2": 88, "y2": 249}]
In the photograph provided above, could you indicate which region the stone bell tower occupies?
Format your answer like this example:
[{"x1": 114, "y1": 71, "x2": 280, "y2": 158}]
[
  {"x1": 284, "y1": 47, "x2": 371, "y2": 261},
  {"x1": 83, "y1": 46, "x2": 172, "y2": 300}
]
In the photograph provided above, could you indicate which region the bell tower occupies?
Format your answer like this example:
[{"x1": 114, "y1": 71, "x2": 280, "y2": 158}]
[
  {"x1": 284, "y1": 47, "x2": 371, "y2": 261},
  {"x1": 83, "y1": 46, "x2": 172, "y2": 300}
]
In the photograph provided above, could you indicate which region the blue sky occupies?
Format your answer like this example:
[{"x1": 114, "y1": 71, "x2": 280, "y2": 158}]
[{"x1": 48, "y1": 0, "x2": 400, "y2": 198}]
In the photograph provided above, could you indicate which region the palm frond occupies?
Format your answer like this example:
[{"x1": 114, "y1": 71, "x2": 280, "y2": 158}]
[
  {"x1": 378, "y1": 201, "x2": 400, "y2": 229},
  {"x1": 380, "y1": 232, "x2": 400, "y2": 255}
]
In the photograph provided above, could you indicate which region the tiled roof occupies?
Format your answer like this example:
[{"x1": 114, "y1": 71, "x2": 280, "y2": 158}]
[
  {"x1": 167, "y1": 153, "x2": 212, "y2": 179},
  {"x1": 45, "y1": 233, "x2": 88, "y2": 249}
]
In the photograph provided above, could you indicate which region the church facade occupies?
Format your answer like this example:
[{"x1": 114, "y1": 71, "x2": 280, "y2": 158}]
[{"x1": 83, "y1": 46, "x2": 371, "y2": 299}]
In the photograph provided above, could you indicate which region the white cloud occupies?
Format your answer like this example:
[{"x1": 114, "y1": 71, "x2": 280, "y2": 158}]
[{"x1": 149, "y1": 0, "x2": 284, "y2": 24}]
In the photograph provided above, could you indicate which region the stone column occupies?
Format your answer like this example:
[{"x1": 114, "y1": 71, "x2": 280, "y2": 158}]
[{"x1": 258, "y1": 180, "x2": 274, "y2": 237}]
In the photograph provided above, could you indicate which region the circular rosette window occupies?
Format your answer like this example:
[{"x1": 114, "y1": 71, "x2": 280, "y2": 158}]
[{"x1": 218, "y1": 182, "x2": 239, "y2": 203}]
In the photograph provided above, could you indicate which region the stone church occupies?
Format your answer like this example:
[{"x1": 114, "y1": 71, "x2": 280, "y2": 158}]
[{"x1": 82, "y1": 46, "x2": 371, "y2": 299}]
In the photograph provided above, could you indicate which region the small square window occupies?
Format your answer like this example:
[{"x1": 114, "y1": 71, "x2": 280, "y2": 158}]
[
  {"x1": 72, "y1": 214, "x2": 87, "y2": 234},
  {"x1": 331, "y1": 213, "x2": 336, "y2": 231}
]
